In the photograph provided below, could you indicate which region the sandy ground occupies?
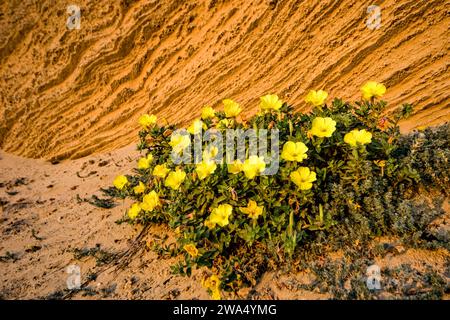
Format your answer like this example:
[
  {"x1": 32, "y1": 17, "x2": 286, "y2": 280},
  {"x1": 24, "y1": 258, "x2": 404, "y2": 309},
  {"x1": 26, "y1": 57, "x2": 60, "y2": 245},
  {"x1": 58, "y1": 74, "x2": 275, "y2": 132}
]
[
  {"x1": 0, "y1": 145, "x2": 208, "y2": 299},
  {"x1": 0, "y1": 145, "x2": 449, "y2": 300}
]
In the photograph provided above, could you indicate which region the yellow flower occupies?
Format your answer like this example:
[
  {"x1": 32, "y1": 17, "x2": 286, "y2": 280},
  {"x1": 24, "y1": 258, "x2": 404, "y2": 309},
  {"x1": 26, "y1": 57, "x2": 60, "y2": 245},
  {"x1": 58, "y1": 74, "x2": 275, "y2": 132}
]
[
  {"x1": 133, "y1": 181, "x2": 146, "y2": 194},
  {"x1": 240, "y1": 200, "x2": 263, "y2": 220},
  {"x1": 187, "y1": 118, "x2": 207, "y2": 135},
  {"x1": 211, "y1": 288, "x2": 221, "y2": 300},
  {"x1": 227, "y1": 159, "x2": 243, "y2": 174},
  {"x1": 138, "y1": 114, "x2": 157, "y2": 128},
  {"x1": 141, "y1": 190, "x2": 160, "y2": 212},
  {"x1": 202, "y1": 274, "x2": 221, "y2": 290},
  {"x1": 223, "y1": 99, "x2": 242, "y2": 117},
  {"x1": 281, "y1": 141, "x2": 308, "y2": 162},
  {"x1": 169, "y1": 133, "x2": 191, "y2": 153},
  {"x1": 242, "y1": 155, "x2": 266, "y2": 179},
  {"x1": 260, "y1": 94, "x2": 283, "y2": 112},
  {"x1": 344, "y1": 129, "x2": 372, "y2": 147},
  {"x1": 113, "y1": 175, "x2": 128, "y2": 190},
  {"x1": 183, "y1": 243, "x2": 199, "y2": 258},
  {"x1": 128, "y1": 203, "x2": 141, "y2": 220},
  {"x1": 305, "y1": 90, "x2": 328, "y2": 106},
  {"x1": 310, "y1": 117, "x2": 336, "y2": 138},
  {"x1": 202, "y1": 146, "x2": 219, "y2": 161},
  {"x1": 153, "y1": 164, "x2": 170, "y2": 178},
  {"x1": 196, "y1": 160, "x2": 217, "y2": 180},
  {"x1": 201, "y1": 106, "x2": 216, "y2": 120},
  {"x1": 290, "y1": 167, "x2": 317, "y2": 190},
  {"x1": 137, "y1": 154, "x2": 153, "y2": 169},
  {"x1": 165, "y1": 169, "x2": 186, "y2": 190},
  {"x1": 361, "y1": 81, "x2": 386, "y2": 100},
  {"x1": 217, "y1": 118, "x2": 230, "y2": 129},
  {"x1": 209, "y1": 204, "x2": 232, "y2": 227}
]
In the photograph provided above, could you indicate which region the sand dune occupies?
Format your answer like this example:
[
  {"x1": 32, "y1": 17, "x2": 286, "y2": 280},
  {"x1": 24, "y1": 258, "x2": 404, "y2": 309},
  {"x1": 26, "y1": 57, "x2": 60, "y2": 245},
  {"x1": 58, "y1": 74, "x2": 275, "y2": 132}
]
[{"x1": 0, "y1": 0, "x2": 449, "y2": 161}]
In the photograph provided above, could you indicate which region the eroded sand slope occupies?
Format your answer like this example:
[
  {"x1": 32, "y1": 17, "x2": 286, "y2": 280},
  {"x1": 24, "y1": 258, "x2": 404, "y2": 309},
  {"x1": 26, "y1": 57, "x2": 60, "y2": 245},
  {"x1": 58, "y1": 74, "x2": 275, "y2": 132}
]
[{"x1": 0, "y1": 0, "x2": 449, "y2": 160}]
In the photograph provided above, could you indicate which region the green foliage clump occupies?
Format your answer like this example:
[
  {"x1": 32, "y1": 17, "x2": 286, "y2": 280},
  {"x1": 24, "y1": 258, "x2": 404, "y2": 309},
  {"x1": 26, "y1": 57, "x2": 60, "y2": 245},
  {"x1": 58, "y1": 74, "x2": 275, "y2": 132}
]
[{"x1": 105, "y1": 89, "x2": 448, "y2": 298}]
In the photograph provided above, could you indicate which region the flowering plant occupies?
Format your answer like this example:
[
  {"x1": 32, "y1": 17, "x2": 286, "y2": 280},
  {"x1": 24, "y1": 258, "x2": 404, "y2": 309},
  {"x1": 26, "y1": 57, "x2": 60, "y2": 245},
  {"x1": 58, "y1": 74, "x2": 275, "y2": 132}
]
[{"x1": 108, "y1": 82, "x2": 420, "y2": 299}]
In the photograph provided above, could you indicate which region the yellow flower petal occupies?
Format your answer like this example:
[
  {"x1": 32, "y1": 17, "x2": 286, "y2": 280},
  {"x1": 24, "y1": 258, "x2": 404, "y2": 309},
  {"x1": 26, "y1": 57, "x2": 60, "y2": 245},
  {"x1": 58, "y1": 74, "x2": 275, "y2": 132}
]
[
  {"x1": 227, "y1": 159, "x2": 243, "y2": 174},
  {"x1": 139, "y1": 114, "x2": 157, "y2": 128},
  {"x1": 242, "y1": 155, "x2": 266, "y2": 179},
  {"x1": 260, "y1": 94, "x2": 283, "y2": 112},
  {"x1": 165, "y1": 169, "x2": 186, "y2": 190},
  {"x1": 290, "y1": 167, "x2": 317, "y2": 190},
  {"x1": 153, "y1": 164, "x2": 170, "y2": 178},
  {"x1": 281, "y1": 141, "x2": 308, "y2": 162},
  {"x1": 187, "y1": 119, "x2": 206, "y2": 135},
  {"x1": 209, "y1": 204, "x2": 232, "y2": 227},
  {"x1": 344, "y1": 129, "x2": 372, "y2": 147},
  {"x1": 113, "y1": 175, "x2": 128, "y2": 190},
  {"x1": 137, "y1": 153, "x2": 153, "y2": 169},
  {"x1": 141, "y1": 190, "x2": 160, "y2": 212},
  {"x1": 305, "y1": 90, "x2": 328, "y2": 106},
  {"x1": 169, "y1": 133, "x2": 191, "y2": 153},
  {"x1": 240, "y1": 200, "x2": 263, "y2": 219},
  {"x1": 133, "y1": 181, "x2": 146, "y2": 194},
  {"x1": 183, "y1": 244, "x2": 199, "y2": 258},
  {"x1": 128, "y1": 203, "x2": 141, "y2": 220},
  {"x1": 361, "y1": 81, "x2": 386, "y2": 100},
  {"x1": 196, "y1": 160, "x2": 217, "y2": 180},
  {"x1": 223, "y1": 99, "x2": 242, "y2": 118},
  {"x1": 310, "y1": 117, "x2": 336, "y2": 138},
  {"x1": 201, "y1": 106, "x2": 216, "y2": 120}
]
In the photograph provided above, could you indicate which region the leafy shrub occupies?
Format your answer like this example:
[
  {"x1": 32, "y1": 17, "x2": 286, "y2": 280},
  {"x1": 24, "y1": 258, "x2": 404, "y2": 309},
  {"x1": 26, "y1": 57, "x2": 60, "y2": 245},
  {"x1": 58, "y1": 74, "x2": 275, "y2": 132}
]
[{"x1": 105, "y1": 82, "x2": 448, "y2": 299}]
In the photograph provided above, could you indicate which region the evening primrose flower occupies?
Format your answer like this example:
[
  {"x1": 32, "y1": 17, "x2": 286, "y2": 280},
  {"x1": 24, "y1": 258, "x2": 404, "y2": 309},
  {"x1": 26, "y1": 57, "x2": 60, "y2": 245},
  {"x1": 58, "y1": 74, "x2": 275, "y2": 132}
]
[
  {"x1": 138, "y1": 114, "x2": 157, "y2": 128},
  {"x1": 344, "y1": 129, "x2": 372, "y2": 147},
  {"x1": 165, "y1": 169, "x2": 186, "y2": 190},
  {"x1": 202, "y1": 274, "x2": 221, "y2": 291},
  {"x1": 209, "y1": 204, "x2": 232, "y2": 227},
  {"x1": 133, "y1": 181, "x2": 146, "y2": 194},
  {"x1": 223, "y1": 99, "x2": 242, "y2": 117},
  {"x1": 310, "y1": 117, "x2": 336, "y2": 138},
  {"x1": 211, "y1": 289, "x2": 221, "y2": 300},
  {"x1": 281, "y1": 141, "x2": 308, "y2": 162},
  {"x1": 169, "y1": 133, "x2": 191, "y2": 153},
  {"x1": 196, "y1": 160, "x2": 217, "y2": 180},
  {"x1": 141, "y1": 190, "x2": 160, "y2": 212},
  {"x1": 187, "y1": 118, "x2": 207, "y2": 135},
  {"x1": 217, "y1": 118, "x2": 230, "y2": 129},
  {"x1": 242, "y1": 155, "x2": 266, "y2": 179},
  {"x1": 290, "y1": 167, "x2": 317, "y2": 190},
  {"x1": 240, "y1": 200, "x2": 263, "y2": 220},
  {"x1": 137, "y1": 153, "x2": 153, "y2": 170},
  {"x1": 227, "y1": 159, "x2": 243, "y2": 174},
  {"x1": 153, "y1": 163, "x2": 170, "y2": 178},
  {"x1": 201, "y1": 106, "x2": 216, "y2": 120},
  {"x1": 183, "y1": 243, "x2": 199, "y2": 258},
  {"x1": 128, "y1": 203, "x2": 141, "y2": 220},
  {"x1": 202, "y1": 146, "x2": 219, "y2": 161},
  {"x1": 361, "y1": 81, "x2": 386, "y2": 100},
  {"x1": 305, "y1": 90, "x2": 328, "y2": 106},
  {"x1": 259, "y1": 94, "x2": 283, "y2": 112},
  {"x1": 113, "y1": 175, "x2": 128, "y2": 190}
]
